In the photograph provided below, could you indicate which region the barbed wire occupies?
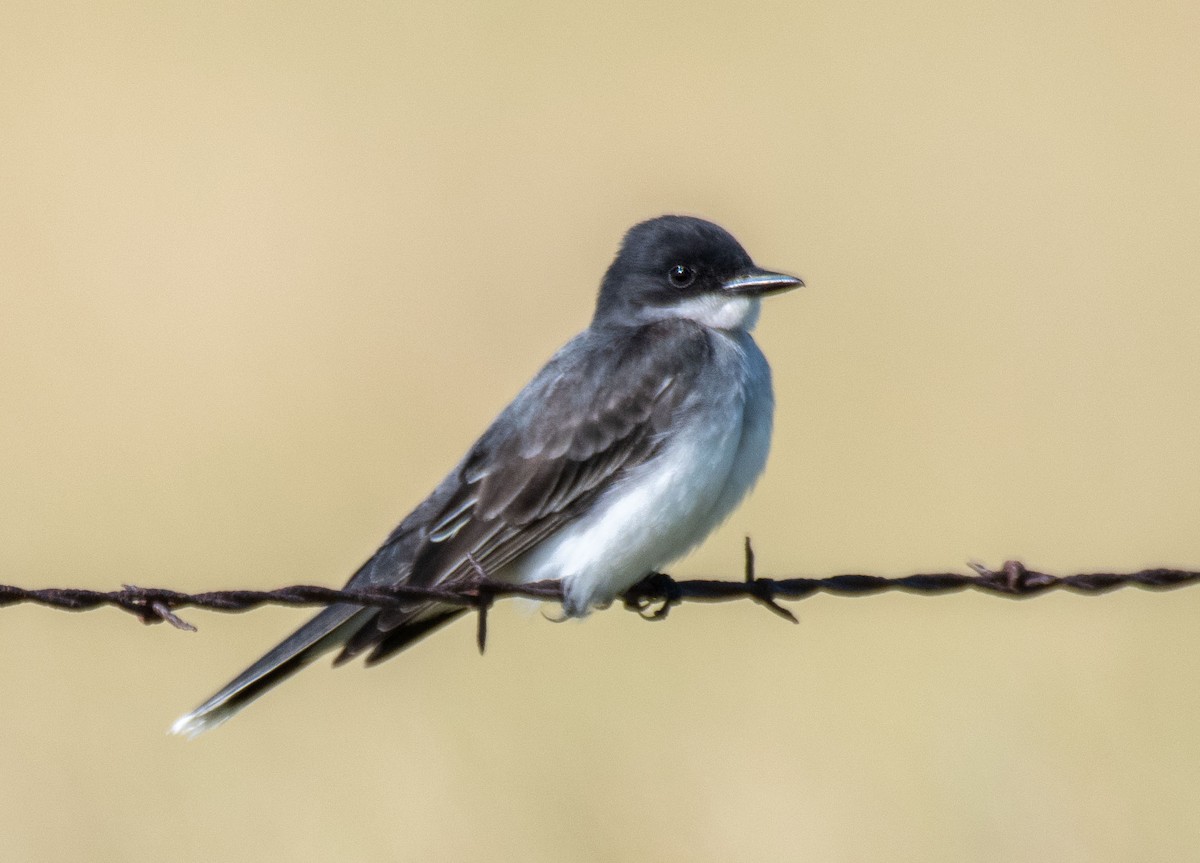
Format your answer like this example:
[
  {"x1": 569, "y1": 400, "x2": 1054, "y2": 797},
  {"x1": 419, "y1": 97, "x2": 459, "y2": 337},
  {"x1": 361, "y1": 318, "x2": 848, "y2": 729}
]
[{"x1": 1, "y1": 540, "x2": 1197, "y2": 651}]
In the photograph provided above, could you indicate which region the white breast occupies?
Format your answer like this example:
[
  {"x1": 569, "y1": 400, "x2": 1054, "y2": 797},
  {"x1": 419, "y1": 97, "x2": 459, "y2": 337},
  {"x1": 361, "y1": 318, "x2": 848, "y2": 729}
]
[{"x1": 508, "y1": 331, "x2": 774, "y2": 615}]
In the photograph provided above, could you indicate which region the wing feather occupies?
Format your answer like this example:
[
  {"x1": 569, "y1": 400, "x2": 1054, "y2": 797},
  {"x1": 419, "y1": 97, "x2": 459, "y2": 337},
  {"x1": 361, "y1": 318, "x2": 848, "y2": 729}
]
[{"x1": 338, "y1": 319, "x2": 710, "y2": 660}]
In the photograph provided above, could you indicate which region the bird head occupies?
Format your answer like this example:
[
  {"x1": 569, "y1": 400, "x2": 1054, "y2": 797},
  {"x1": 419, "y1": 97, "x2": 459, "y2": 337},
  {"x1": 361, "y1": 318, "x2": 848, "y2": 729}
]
[{"x1": 593, "y1": 215, "x2": 803, "y2": 331}]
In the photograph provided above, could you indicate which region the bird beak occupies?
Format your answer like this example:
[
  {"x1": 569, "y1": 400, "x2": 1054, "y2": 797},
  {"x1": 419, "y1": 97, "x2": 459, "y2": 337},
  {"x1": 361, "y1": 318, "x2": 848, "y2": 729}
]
[{"x1": 721, "y1": 267, "x2": 805, "y2": 297}]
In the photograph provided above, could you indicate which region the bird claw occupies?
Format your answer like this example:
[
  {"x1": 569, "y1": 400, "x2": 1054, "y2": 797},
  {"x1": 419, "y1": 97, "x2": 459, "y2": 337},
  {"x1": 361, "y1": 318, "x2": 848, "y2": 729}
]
[{"x1": 623, "y1": 572, "x2": 681, "y2": 620}]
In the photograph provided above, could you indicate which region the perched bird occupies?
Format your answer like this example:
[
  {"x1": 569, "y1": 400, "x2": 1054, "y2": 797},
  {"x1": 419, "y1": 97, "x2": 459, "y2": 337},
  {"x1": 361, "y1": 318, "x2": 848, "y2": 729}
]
[{"x1": 172, "y1": 215, "x2": 803, "y2": 736}]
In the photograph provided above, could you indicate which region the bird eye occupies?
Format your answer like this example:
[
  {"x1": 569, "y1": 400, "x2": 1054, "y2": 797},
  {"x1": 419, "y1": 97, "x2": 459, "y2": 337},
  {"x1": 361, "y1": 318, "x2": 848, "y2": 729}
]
[{"x1": 668, "y1": 264, "x2": 696, "y2": 288}]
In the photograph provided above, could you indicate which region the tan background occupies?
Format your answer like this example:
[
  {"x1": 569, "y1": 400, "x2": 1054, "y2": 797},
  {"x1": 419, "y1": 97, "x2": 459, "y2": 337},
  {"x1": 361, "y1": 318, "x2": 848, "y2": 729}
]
[{"x1": 2, "y1": 2, "x2": 1199, "y2": 861}]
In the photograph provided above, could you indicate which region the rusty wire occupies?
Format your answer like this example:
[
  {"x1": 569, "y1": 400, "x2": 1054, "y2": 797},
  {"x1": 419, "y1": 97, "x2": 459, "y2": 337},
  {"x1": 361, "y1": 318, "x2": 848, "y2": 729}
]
[{"x1": 1, "y1": 540, "x2": 1196, "y2": 650}]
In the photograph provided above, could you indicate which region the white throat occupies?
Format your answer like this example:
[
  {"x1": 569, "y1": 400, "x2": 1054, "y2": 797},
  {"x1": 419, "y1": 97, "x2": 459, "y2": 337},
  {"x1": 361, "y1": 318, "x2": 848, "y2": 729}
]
[{"x1": 658, "y1": 294, "x2": 762, "y2": 331}]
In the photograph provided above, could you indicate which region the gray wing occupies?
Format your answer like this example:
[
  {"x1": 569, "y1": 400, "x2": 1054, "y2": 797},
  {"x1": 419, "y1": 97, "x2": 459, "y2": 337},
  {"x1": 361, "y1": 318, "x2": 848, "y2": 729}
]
[
  {"x1": 171, "y1": 319, "x2": 710, "y2": 734},
  {"x1": 338, "y1": 318, "x2": 711, "y2": 663}
]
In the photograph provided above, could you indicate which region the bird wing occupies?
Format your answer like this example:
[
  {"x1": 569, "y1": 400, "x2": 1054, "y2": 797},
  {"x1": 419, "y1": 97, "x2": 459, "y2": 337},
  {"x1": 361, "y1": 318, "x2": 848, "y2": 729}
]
[{"x1": 337, "y1": 318, "x2": 711, "y2": 663}]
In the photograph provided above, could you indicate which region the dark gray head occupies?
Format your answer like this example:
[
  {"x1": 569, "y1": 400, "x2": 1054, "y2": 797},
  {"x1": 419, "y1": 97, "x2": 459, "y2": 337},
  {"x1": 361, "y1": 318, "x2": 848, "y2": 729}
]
[{"x1": 593, "y1": 215, "x2": 803, "y2": 330}]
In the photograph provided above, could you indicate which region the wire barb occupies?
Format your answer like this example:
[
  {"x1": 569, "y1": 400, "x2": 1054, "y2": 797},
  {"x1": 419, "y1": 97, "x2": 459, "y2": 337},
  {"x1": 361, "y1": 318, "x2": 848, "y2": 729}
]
[
  {"x1": 465, "y1": 552, "x2": 493, "y2": 654},
  {"x1": 119, "y1": 585, "x2": 199, "y2": 631},
  {"x1": 741, "y1": 538, "x2": 798, "y2": 623}
]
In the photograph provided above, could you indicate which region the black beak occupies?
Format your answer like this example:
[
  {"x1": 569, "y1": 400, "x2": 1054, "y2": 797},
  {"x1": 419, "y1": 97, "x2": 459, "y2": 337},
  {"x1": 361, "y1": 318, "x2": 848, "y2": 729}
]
[{"x1": 721, "y1": 267, "x2": 805, "y2": 297}]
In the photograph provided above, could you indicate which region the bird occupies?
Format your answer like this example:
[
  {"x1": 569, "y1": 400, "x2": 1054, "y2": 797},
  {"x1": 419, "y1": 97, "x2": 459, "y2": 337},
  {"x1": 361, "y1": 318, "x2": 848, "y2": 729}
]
[{"x1": 171, "y1": 215, "x2": 803, "y2": 736}]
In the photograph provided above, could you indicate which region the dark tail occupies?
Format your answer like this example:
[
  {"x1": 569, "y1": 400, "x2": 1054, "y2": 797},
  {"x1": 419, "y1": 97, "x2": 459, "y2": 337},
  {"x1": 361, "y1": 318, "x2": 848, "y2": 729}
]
[{"x1": 169, "y1": 602, "x2": 370, "y2": 737}]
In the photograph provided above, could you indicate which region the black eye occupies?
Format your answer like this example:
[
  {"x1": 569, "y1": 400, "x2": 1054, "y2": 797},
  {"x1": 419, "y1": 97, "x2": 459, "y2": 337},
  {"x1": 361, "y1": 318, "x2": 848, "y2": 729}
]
[{"x1": 668, "y1": 264, "x2": 696, "y2": 288}]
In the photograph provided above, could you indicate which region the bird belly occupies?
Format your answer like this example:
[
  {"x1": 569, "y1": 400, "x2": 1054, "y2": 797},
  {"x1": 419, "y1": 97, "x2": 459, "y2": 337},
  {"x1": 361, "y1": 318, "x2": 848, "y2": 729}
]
[{"x1": 509, "y1": 333, "x2": 774, "y2": 614}]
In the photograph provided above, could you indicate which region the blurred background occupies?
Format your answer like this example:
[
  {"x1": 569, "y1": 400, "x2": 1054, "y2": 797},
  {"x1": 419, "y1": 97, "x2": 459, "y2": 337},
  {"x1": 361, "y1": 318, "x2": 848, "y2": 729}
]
[{"x1": 2, "y1": 2, "x2": 1198, "y2": 860}]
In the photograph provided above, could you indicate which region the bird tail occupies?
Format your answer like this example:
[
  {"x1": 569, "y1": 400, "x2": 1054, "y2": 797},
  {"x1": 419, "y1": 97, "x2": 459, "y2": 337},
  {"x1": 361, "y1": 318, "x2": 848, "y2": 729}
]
[{"x1": 169, "y1": 602, "x2": 370, "y2": 738}]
